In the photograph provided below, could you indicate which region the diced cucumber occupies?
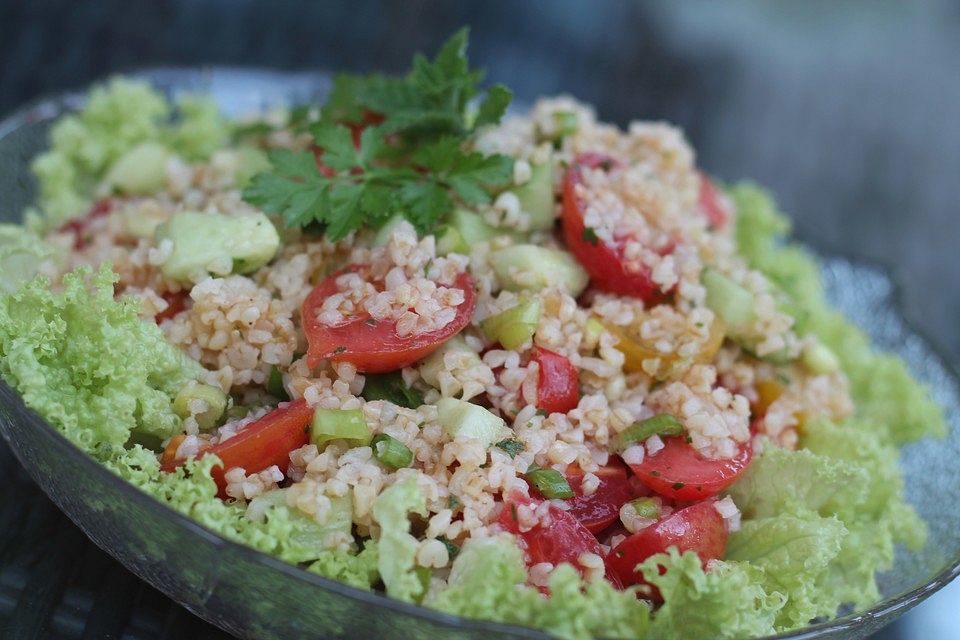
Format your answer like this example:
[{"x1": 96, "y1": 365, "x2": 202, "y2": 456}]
[
  {"x1": 121, "y1": 206, "x2": 169, "y2": 240},
  {"x1": 373, "y1": 214, "x2": 414, "y2": 246},
  {"x1": 448, "y1": 208, "x2": 517, "y2": 245},
  {"x1": 172, "y1": 381, "x2": 228, "y2": 431},
  {"x1": 247, "y1": 488, "x2": 353, "y2": 562},
  {"x1": 702, "y1": 267, "x2": 755, "y2": 331},
  {"x1": 155, "y1": 211, "x2": 280, "y2": 283},
  {"x1": 435, "y1": 397, "x2": 510, "y2": 448},
  {"x1": 480, "y1": 298, "x2": 541, "y2": 349},
  {"x1": 514, "y1": 158, "x2": 555, "y2": 231},
  {"x1": 419, "y1": 335, "x2": 479, "y2": 389},
  {"x1": 490, "y1": 244, "x2": 588, "y2": 297},
  {"x1": 105, "y1": 141, "x2": 170, "y2": 195},
  {"x1": 233, "y1": 146, "x2": 272, "y2": 188},
  {"x1": 435, "y1": 224, "x2": 468, "y2": 255},
  {"x1": 311, "y1": 408, "x2": 371, "y2": 449}
]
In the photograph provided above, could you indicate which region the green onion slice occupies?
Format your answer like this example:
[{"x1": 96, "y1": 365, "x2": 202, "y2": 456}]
[
  {"x1": 609, "y1": 413, "x2": 683, "y2": 454},
  {"x1": 266, "y1": 365, "x2": 289, "y2": 401},
  {"x1": 480, "y1": 298, "x2": 541, "y2": 350},
  {"x1": 630, "y1": 497, "x2": 661, "y2": 520},
  {"x1": 310, "y1": 408, "x2": 371, "y2": 449},
  {"x1": 371, "y1": 433, "x2": 414, "y2": 469},
  {"x1": 524, "y1": 465, "x2": 575, "y2": 499}
]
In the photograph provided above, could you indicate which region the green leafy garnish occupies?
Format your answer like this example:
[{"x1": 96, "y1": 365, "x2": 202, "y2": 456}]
[
  {"x1": 361, "y1": 372, "x2": 424, "y2": 409},
  {"x1": 495, "y1": 438, "x2": 525, "y2": 458},
  {"x1": 243, "y1": 29, "x2": 514, "y2": 241}
]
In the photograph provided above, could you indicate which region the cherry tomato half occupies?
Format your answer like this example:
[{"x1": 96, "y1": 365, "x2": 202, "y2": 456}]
[
  {"x1": 532, "y1": 347, "x2": 579, "y2": 414},
  {"x1": 628, "y1": 436, "x2": 752, "y2": 501},
  {"x1": 498, "y1": 489, "x2": 613, "y2": 585},
  {"x1": 606, "y1": 500, "x2": 728, "y2": 590},
  {"x1": 698, "y1": 172, "x2": 730, "y2": 230},
  {"x1": 564, "y1": 462, "x2": 635, "y2": 534},
  {"x1": 562, "y1": 153, "x2": 663, "y2": 301},
  {"x1": 161, "y1": 398, "x2": 313, "y2": 499},
  {"x1": 302, "y1": 266, "x2": 476, "y2": 373}
]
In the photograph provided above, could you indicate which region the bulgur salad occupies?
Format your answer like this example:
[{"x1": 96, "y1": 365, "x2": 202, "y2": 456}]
[{"x1": 0, "y1": 30, "x2": 947, "y2": 640}]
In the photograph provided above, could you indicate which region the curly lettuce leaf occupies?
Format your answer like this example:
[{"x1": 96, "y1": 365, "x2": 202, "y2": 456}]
[
  {"x1": 726, "y1": 512, "x2": 847, "y2": 629},
  {"x1": 308, "y1": 541, "x2": 380, "y2": 590},
  {"x1": 640, "y1": 549, "x2": 784, "y2": 639},
  {"x1": 731, "y1": 182, "x2": 945, "y2": 444},
  {"x1": 30, "y1": 78, "x2": 231, "y2": 226},
  {"x1": 0, "y1": 265, "x2": 200, "y2": 452},
  {"x1": 428, "y1": 536, "x2": 650, "y2": 640},
  {"x1": 0, "y1": 224, "x2": 61, "y2": 293},
  {"x1": 372, "y1": 475, "x2": 428, "y2": 603}
]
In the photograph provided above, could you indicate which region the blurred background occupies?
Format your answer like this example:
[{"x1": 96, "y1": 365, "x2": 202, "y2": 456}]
[{"x1": 0, "y1": 0, "x2": 958, "y2": 638}]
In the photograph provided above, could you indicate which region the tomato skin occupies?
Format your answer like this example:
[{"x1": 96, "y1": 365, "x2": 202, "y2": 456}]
[
  {"x1": 561, "y1": 154, "x2": 662, "y2": 301},
  {"x1": 698, "y1": 172, "x2": 729, "y2": 230},
  {"x1": 606, "y1": 500, "x2": 728, "y2": 589},
  {"x1": 531, "y1": 347, "x2": 579, "y2": 414},
  {"x1": 161, "y1": 399, "x2": 314, "y2": 499},
  {"x1": 498, "y1": 489, "x2": 614, "y2": 585},
  {"x1": 302, "y1": 266, "x2": 476, "y2": 373},
  {"x1": 628, "y1": 437, "x2": 752, "y2": 501},
  {"x1": 564, "y1": 462, "x2": 635, "y2": 534}
]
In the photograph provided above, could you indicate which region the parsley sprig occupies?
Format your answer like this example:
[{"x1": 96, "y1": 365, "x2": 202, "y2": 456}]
[{"x1": 243, "y1": 28, "x2": 514, "y2": 241}]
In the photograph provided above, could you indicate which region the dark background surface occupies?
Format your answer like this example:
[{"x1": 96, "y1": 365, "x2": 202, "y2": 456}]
[{"x1": 0, "y1": 0, "x2": 958, "y2": 638}]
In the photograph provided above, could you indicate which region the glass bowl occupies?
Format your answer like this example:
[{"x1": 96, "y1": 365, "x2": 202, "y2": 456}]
[{"x1": 0, "y1": 68, "x2": 957, "y2": 640}]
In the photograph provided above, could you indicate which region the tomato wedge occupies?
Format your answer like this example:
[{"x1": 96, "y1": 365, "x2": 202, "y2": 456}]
[
  {"x1": 562, "y1": 153, "x2": 663, "y2": 301},
  {"x1": 161, "y1": 398, "x2": 313, "y2": 499},
  {"x1": 698, "y1": 172, "x2": 729, "y2": 230},
  {"x1": 564, "y1": 462, "x2": 635, "y2": 534},
  {"x1": 627, "y1": 436, "x2": 752, "y2": 501},
  {"x1": 531, "y1": 347, "x2": 579, "y2": 414},
  {"x1": 302, "y1": 266, "x2": 476, "y2": 373},
  {"x1": 498, "y1": 489, "x2": 616, "y2": 586},
  {"x1": 606, "y1": 500, "x2": 727, "y2": 589}
]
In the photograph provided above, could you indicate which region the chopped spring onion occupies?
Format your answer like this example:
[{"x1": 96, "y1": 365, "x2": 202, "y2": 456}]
[
  {"x1": 438, "y1": 535, "x2": 461, "y2": 560},
  {"x1": 311, "y1": 408, "x2": 371, "y2": 449},
  {"x1": 630, "y1": 497, "x2": 661, "y2": 520},
  {"x1": 371, "y1": 433, "x2": 414, "y2": 469},
  {"x1": 480, "y1": 297, "x2": 541, "y2": 350},
  {"x1": 172, "y1": 381, "x2": 228, "y2": 431},
  {"x1": 266, "y1": 365, "x2": 289, "y2": 400},
  {"x1": 361, "y1": 371, "x2": 423, "y2": 409},
  {"x1": 609, "y1": 413, "x2": 684, "y2": 454},
  {"x1": 524, "y1": 465, "x2": 575, "y2": 499}
]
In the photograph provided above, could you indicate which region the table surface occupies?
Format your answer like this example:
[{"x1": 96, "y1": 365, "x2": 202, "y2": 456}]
[{"x1": 0, "y1": 1, "x2": 958, "y2": 638}]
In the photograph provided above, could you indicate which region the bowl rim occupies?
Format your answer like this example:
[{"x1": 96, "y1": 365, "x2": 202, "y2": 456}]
[{"x1": 0, "y1": 67, "x2": 958, "y2": 640}]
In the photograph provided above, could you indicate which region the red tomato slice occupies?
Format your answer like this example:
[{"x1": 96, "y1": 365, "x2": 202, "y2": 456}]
[
  {"x1": 161, "y1": 399, "x2": 313, "y2": 499},
  {"x1": 698, "y1": 172, "x2": 729, "y2": 230},
  {"x1": 561, "y1": 153, "x2": 664, "y2": 301},
  {"x1": 498, "y1": 489, "x2": 615, "y2": 585},
  {"x1": 531, "y1": 347, "x2": 579, "y2": 414},
  {"x1": 302, "y1": 266, "x2": 476, "y2": 373},
  {"x1": 58, "y1": 198, "x2": 112, "y2": 250},
  {"x1": 606, "y1": 500, "x2": 727, "y2": 589},
  {"x1": 628, "y1": 436, "x2": 752, "y2": 501},
  {"x1": 564, "y1": 462, "x2": 635, "y2": 534}
]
